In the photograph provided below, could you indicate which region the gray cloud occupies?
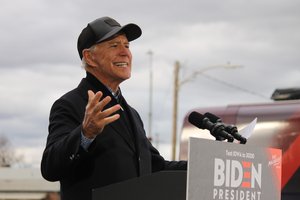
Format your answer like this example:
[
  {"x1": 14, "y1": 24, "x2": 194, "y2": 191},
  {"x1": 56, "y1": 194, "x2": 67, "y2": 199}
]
[{"x1": 0, "y1": 0, "x2": 299, "y2": 165}]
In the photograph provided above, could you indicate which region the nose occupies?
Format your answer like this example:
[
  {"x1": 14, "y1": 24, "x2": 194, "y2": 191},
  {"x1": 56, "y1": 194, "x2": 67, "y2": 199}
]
[{"x1": 119, "y1": 45, "x2": 131, "y2": 57}]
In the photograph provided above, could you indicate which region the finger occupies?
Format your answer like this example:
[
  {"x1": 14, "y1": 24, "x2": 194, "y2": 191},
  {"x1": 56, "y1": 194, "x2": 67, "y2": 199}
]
[
  {"x1": 83, "y1": 104, "x2": 121, "y2": 137},
  {"x1": 100, "y1": 104, "x2": 122, "y2": 118},
  {"x1": 93, "y1": 96, "x2": 112, "y2": 114},
  {"x1": 87, "y1": 90, "x2": 103, "y2": 110},
  {"x1": 101, "y1": 106, "x2": 121, "y2": 125},
  {"x1": 103, "y1": 113, "x2": 121, "y2": 125},
  {"x1": 87, "y1": 90, "x2": 95, "y2": 103}
]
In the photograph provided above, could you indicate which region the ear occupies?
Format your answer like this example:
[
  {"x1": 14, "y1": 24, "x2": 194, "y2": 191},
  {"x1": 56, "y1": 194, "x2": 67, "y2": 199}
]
[{"x1": 82, "y1": 49, "x2": 97, "y2": 67}]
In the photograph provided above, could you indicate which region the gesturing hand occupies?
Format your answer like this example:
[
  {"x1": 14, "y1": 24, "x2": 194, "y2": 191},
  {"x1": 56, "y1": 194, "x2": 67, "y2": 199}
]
[{"x1": 82, "y1": 90, "x2": 121, "y2": 139}]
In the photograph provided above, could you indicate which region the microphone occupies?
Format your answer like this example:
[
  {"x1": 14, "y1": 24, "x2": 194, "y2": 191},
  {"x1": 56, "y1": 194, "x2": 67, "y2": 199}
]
[
  {"x1": 188, "y1": 111, "x2": 234, "y2": 142},
  {"x1": 204, "y1": 112, "x2": 247, "y2": 144}
]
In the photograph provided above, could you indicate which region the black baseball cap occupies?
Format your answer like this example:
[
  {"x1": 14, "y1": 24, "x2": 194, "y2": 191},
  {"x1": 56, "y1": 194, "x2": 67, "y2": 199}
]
[{"x1": 77, "y1": 16, "x2": 142, "y2": 59}]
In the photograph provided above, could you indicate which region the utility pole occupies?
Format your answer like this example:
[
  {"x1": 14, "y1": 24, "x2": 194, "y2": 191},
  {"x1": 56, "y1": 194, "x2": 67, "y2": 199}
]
[
  {"x1": 147, "y1": 50, "x2": 153, "y2": 141},
  {"x1": 171, "y1": 61, "x2": 242, "y2": 160},
  {"x1": 171, "y1": 61, "x2": 180, "y2": 160}
]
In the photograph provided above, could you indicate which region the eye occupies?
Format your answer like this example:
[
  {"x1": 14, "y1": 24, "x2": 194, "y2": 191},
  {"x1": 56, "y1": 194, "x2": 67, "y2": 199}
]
[
  {"x1": 109, "y1": 42, "x2": 130, "y2": 49},
  {"x1": 110, "y1": 43, "x2": 118, "y2": 48}
]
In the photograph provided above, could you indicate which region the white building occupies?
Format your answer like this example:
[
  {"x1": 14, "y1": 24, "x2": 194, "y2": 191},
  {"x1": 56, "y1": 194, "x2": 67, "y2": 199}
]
[{"x1": 0, "y1": 168, "x2": 59, "y2": 200}]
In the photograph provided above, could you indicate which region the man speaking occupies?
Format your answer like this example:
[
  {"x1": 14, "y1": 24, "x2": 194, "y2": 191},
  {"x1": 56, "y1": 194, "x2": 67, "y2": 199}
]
[{"x1": 41, "y1": 16, "x2": 187, "y2": 200}]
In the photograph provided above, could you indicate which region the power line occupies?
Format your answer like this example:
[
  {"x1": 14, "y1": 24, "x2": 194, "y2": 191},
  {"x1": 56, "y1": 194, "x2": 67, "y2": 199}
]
[{"x1": 200, "y1": 73, "x2": 269, "y2": 100}]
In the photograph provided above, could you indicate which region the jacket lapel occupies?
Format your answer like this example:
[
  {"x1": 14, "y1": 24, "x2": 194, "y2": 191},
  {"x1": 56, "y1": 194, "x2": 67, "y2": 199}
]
[
  {"x1": 109, "y1": 116, "x2": 136, "y2": 152},
  {"x1": 124, "y1": 101, "x2": 152, "y2": 175}
]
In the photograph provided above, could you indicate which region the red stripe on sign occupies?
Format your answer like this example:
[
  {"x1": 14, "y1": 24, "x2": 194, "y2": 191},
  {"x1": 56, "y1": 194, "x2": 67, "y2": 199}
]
[
  {"x1": 241, "y1": 182, "x2": 251, "y2": 188},
  {"x1": 242, "y1": 161, "x2": 251, "y2": 168},
  {"x1": 244, "y1": 171, "x2": 251, "y2": 179}
]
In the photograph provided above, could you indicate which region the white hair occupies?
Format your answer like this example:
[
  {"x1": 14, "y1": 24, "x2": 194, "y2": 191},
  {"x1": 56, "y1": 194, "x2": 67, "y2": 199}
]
[{"x1": 81, "y1": 45, "x2": 97, "y2": 69}]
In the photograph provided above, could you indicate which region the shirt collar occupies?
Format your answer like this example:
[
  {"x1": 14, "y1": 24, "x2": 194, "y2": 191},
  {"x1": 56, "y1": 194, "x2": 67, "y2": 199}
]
[{"x1": 86, "y1": 72, "x2": 122, "y2": 102}]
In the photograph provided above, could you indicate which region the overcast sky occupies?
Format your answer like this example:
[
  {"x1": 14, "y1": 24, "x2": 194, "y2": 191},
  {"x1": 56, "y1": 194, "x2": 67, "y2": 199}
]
[{"x1": 0, "y1": 0, "x2": 299, "y2": 167}]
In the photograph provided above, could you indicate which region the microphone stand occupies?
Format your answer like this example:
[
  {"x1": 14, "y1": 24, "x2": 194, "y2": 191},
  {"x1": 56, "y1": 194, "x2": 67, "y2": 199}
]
[{"x1": 210, "y1": 122, "x2": 234, "y2": 143}]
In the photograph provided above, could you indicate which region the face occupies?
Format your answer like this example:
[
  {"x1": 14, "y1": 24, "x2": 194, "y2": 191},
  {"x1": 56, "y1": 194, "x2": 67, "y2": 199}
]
[{"x1": 85, "y1": 34, "x2": 132, "y2": 90}]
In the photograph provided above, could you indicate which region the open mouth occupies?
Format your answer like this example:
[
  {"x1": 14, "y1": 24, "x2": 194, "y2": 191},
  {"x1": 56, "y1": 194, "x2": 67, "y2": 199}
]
[{"x1": 113, "y1": 62, "x2": 128, "y2": 67}]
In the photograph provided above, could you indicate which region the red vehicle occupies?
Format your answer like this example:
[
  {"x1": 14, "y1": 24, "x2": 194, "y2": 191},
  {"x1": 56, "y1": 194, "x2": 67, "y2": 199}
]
[{"x1": 179, "y1": 89, "x2": 300, "y2": 200}]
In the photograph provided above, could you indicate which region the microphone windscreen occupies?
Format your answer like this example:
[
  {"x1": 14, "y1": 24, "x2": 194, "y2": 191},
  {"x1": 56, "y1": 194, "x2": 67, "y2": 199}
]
[
  {"x1": 204, "y1": 112, "x2": 220, "y2": 123},
  {"x1": 188, "y1": 111, "x2": 206, "y2": 129}
]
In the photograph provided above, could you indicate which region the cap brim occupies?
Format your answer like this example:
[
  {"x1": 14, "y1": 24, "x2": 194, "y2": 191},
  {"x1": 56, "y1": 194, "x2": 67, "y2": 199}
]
[{"x1": 95, "y1": 23, "x2": 142, "y2": 44}]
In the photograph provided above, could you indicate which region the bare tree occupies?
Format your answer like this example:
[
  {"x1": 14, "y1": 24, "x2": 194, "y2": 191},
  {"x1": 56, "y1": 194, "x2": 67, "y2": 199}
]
[{"x1": 0, "y1": 134, "x2": 22, "y2": 167}]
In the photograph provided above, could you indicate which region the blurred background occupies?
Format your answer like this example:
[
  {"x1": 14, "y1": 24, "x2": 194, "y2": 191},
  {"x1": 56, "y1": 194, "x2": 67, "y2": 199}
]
[{"x1": 0, "y1": 0, "x2": 299, "y2": 199}]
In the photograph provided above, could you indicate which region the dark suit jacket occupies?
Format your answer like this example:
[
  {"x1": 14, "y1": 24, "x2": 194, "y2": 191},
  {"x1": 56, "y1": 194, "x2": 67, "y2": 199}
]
[{"x1": 41, "y1": 73, "x2": 187, "y2": 200}]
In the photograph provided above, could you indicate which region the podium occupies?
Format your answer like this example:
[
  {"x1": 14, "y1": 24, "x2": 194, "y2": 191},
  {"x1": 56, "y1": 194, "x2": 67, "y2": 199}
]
[
  {"x1": 92, "y1": 138, "x2": 282, "y2": 200},
  {"x1": 92, "y1": 171, "x2": 187, "y2": 200},
  {"x1": 187, "y1": 138, "x2": 282, "y2": 200}
]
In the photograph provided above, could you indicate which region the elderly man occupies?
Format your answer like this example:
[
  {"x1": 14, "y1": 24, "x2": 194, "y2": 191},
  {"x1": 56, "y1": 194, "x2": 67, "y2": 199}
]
[{"x1": 41, "y1": 16, "x2": 187, "y2": 200}]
